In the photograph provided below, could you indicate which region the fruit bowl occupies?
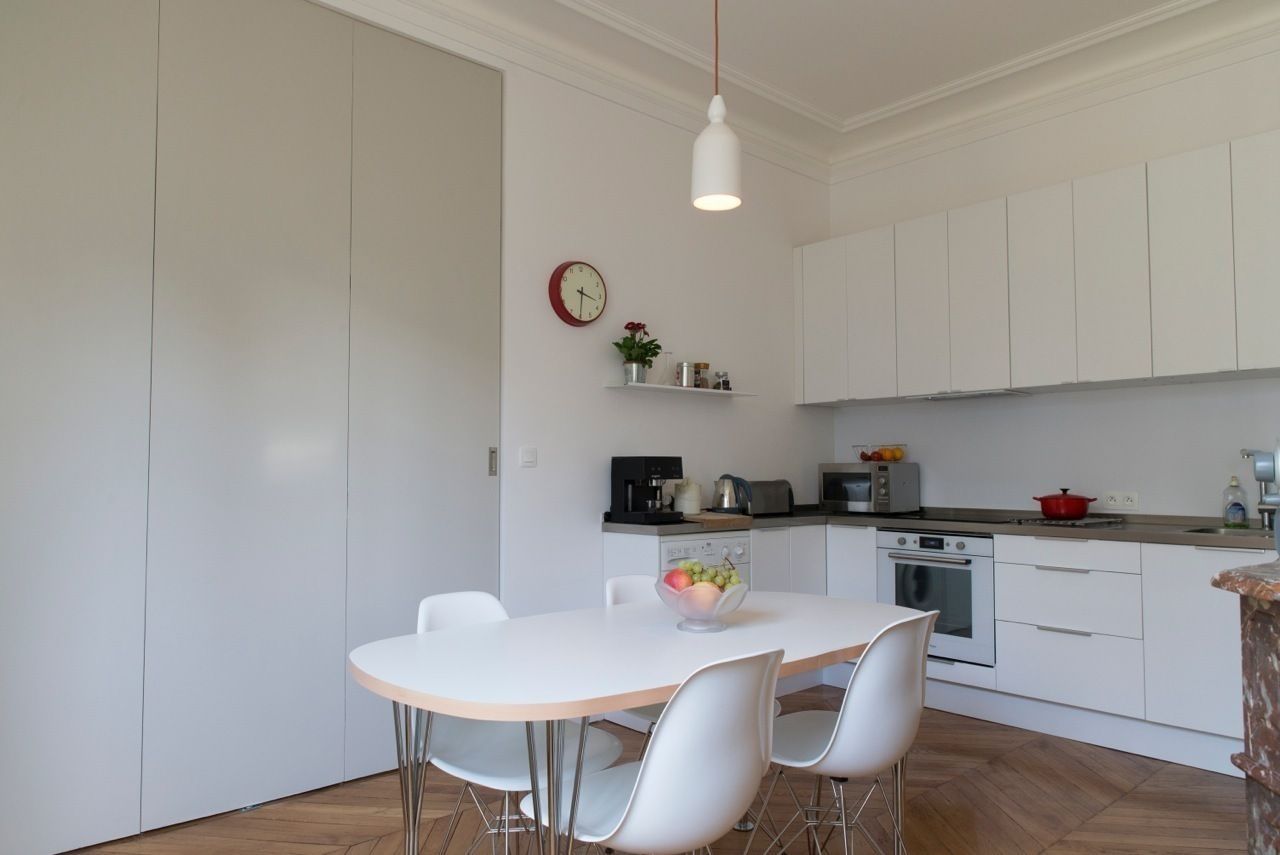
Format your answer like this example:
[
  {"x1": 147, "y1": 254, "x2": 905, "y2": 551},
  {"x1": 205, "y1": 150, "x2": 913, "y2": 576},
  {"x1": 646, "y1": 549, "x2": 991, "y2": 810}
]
[{"x1": 654, "y1": 580, "x2": 748, "y2": 633}]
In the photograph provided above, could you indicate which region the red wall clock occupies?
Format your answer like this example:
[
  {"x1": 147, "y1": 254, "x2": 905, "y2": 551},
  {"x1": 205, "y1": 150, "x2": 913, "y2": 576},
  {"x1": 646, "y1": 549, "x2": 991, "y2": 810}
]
[{"x1": 548, "y1": 261, "x2": 606, "y2": 326}]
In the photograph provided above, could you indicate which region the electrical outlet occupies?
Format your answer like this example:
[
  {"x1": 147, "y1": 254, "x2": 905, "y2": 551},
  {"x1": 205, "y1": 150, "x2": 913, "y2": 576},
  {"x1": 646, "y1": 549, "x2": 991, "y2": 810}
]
[{"x1": 1103, "y1": 491, "x2": 1139, "y2": 511}]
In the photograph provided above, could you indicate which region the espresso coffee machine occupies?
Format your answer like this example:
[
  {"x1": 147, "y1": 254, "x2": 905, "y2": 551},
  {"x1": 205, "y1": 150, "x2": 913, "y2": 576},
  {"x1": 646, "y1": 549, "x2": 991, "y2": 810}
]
[{"x1": 610, "y1": 456, "x2": 684, "y2": 524}]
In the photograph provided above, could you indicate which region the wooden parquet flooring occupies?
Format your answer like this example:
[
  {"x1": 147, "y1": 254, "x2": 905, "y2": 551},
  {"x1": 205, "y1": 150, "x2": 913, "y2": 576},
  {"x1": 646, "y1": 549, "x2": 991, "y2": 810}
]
[{"x1": 80, "y1": 686, "x2": 1245, "y2": 855}]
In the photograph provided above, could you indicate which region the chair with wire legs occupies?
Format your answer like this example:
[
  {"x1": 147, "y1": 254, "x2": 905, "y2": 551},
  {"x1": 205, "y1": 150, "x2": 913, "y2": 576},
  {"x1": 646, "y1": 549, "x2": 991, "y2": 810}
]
[
  {"x1": 417, "y1": 591, "x2": 624, "y2": 854},
  {"x1": 744, "y1": 610, "x2": 938, "y2": 855},
  {"x1": 521, "y1": 648, "x2": 784, "y2": 855}
]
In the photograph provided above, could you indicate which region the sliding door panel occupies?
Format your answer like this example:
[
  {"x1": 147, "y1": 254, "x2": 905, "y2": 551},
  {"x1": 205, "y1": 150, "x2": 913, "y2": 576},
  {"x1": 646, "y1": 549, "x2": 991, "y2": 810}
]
[
  {"x1": 143, "y1": 0, "x2": 352, "y2": 828},
  {"x1": 0, "y1": 4, "x2": 157, "y2": 852},
  {"x1": 344, "y1": 22, "x2": 502, "y2": 779}
]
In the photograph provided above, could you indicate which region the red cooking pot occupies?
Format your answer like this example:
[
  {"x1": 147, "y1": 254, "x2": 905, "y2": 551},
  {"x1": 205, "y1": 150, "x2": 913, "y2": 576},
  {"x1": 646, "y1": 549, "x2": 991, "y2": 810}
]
[{"x1": 1033, "y1": 488, "x2": 1096, "y2": 520}]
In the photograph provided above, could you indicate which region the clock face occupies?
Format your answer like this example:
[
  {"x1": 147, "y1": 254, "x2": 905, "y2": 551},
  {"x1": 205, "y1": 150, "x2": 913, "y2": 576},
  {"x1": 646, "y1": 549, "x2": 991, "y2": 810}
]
[{"x1": 549, "y1": 261, "x2": 607, "y2": 326}]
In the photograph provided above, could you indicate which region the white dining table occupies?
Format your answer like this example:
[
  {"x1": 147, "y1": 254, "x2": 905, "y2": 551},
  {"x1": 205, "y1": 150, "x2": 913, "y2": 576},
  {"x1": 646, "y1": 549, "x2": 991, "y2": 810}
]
[{"x1": 349, "y1": 591, "x2": 921, "y2": 855}]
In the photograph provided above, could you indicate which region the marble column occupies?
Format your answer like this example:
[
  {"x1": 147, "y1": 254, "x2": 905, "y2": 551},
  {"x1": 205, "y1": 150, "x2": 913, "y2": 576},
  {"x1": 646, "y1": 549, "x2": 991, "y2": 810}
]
[{"x1": 1213, "y1": 558, "x2": 1280, "y2": 853}]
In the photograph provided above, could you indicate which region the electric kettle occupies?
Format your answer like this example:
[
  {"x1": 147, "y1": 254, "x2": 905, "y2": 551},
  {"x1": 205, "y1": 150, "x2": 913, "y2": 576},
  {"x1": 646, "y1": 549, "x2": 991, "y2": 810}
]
[{"x1": 712, "y1": 474, "x2": 751, "y2": 513}]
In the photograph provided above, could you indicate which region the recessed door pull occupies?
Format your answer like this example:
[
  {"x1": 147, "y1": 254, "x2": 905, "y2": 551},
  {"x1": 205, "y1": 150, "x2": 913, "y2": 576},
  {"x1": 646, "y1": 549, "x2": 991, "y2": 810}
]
[{"x1": 1035, "y1": 564, "x2": 1090, "y2": 574}]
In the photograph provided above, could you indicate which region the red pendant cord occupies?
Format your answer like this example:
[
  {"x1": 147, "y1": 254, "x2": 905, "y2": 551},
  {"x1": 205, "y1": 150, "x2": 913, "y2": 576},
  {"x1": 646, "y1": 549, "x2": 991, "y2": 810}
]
[{"x1": 714, "y1": 0, "x2": 719, "y2": 96}]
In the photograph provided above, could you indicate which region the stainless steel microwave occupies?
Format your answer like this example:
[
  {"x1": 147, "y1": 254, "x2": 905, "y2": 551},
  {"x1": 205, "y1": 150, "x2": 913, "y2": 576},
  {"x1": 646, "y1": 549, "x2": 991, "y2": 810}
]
[{"x1": 820, "y1": 462, "x2": 920, "y2": 514}]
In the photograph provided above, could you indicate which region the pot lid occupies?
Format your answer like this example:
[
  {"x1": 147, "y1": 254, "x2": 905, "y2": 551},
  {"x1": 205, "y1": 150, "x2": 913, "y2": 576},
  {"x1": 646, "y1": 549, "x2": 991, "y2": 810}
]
[{"x1": 1035, "y1": 488, "x2": 1096, "y2": 501}]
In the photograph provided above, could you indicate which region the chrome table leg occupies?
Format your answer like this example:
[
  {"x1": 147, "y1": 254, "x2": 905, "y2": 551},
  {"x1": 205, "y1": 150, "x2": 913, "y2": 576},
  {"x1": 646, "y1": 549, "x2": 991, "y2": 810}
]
[
  {"x1": 392, "y1": 701, "x2": 433, "y2": 855},
  {"x1": 525, "y1": 724, "x2": 545, "y2": 855}
]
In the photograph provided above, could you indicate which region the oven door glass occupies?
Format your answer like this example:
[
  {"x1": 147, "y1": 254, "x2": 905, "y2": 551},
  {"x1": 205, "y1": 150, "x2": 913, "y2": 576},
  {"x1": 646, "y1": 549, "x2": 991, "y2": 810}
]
[
  {"x1": 822, "y1": 472, "x2": 872, "y2": 507},
  {"x1": 877, "y1": 548, "x2": 995, "y2": 667},
  {"x1": 894, "y1": 562, "x2": 973, "y2": 639}
]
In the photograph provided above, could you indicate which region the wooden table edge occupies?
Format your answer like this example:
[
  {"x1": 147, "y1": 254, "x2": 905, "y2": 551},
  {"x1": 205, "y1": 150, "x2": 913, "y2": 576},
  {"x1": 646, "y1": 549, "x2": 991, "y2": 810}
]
[{"x1": 347, "y1": 642, "x2": 868, "y2": 721}]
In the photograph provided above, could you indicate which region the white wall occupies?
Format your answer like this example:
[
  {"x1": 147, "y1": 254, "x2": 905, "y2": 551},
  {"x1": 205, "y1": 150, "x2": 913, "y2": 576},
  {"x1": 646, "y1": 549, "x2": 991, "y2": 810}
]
[
  {"x1": 827, "y1": 46, "x2": 1280, "y2": 519},
  {"x1": 833, "y1": 377, "x2": 1280, "y2": 517},
  {"x1": 501, "y1": 68, "x2": 830, "y2": 616}
]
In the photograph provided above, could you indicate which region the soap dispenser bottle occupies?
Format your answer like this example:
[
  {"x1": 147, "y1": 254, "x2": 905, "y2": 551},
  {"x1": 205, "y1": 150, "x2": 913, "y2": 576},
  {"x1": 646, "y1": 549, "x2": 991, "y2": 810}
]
[{"x1": 1223, "y1": 476, "x2": 1249, "y2": 529}]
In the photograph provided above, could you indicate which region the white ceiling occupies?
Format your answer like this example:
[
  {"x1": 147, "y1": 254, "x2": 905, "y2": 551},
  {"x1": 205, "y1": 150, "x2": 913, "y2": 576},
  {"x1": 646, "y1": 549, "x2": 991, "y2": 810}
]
[
  {"x1": 557, "y1": 0, "x2": 1182, "y2": 129},
  {"x1": 411, "y1": 0, "x2": 1278, "y2": 173}
]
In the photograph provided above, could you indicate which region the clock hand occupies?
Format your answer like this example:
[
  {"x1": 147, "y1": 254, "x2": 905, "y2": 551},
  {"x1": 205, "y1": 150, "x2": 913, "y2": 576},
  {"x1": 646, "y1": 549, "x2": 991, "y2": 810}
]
[
  {"x1": 576, "y1": 288, "x2": 598, "y2": 302},
  {"x1": 578, "y1": 290, "x2": 583, "y2": 316}
]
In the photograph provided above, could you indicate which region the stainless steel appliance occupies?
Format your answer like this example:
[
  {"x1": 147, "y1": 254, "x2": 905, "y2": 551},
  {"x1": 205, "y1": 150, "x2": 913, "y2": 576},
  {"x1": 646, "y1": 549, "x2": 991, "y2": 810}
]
[
  {"x1": 609, "y1": 456, "x2": 684, "y2": 524},
  {"x1": 712, "y1": 474, "x2": 750, "y2": 513},
  {"x1": 1242, "y1": 446, "x2": 1280, "y2": 536},
  {"x1": 876, "y1": 530, "x2": 994, "y2": 667},
  {"x1": 748, "y1": 480, "x2": 794, "y2": 516},
  {"x1": 820, "y1": 462, "x2": 920, "y2": 514}
]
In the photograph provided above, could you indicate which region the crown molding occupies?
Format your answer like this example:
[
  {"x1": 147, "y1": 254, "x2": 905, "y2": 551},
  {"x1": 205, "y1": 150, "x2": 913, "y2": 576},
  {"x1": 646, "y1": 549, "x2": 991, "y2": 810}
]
[
  {"x1": 314, "y1": 0, "x2": 834, "y2": 183},
  {"x1": 553, "y1": 0, "x2": 1219, "y2": 134},
  {"x1": 318, "y1": 0, "x2": 1280, "y2": 190},
  {"x1": 828, "y1": 11, "x2": 1280, "y2": 183}
]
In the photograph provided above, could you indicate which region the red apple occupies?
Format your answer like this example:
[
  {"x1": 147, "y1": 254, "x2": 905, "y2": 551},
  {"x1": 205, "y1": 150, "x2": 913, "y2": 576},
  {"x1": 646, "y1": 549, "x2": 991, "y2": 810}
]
[{"x1": 663, "y1": 568, "x2": 693, "y2": 591}]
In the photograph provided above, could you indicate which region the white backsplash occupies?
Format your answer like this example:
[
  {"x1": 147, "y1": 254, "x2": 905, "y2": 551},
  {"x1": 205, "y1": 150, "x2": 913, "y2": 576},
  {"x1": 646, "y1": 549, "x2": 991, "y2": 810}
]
[{"x1": 833, "y1": 377, "x2": 1280, "y2": 518}]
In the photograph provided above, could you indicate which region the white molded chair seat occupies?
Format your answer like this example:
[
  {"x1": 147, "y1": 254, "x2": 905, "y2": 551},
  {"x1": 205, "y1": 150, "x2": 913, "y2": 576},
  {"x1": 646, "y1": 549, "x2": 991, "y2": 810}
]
[
  {"x1": 429, "y1": 715, "x2": 622, "y2": 793},
  {"x1": 770, "y1": 708, "x2": 839, "y2": 766},
  {"x1": 521, "y1": 648, "x2": 784, "y2": 855}
]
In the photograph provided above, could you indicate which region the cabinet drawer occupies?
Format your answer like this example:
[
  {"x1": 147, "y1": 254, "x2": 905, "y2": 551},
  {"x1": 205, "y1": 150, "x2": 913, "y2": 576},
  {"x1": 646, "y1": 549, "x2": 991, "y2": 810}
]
[
  {"x1": 996, "y1": 620, "x2": 1145, "y2": 718},
  {"x1": 994, "y1": 534, "x2": 1140, "y2": 574},
  {"x1": 995, "y1": 562, "x2": 1142, "y2": 638}
]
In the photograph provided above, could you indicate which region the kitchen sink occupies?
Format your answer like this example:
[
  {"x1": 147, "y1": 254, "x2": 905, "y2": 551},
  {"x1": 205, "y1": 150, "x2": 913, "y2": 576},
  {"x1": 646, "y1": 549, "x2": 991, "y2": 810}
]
[{"x1": 1185, "y1": 526, "x2": 1270, "y2": 536}]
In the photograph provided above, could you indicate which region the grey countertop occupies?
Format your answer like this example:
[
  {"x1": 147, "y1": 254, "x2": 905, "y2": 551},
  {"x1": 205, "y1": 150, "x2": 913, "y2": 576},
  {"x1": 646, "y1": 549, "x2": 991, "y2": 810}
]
[{"x1": 602, "y1": 506, "x2": 1277, "y2": 551}]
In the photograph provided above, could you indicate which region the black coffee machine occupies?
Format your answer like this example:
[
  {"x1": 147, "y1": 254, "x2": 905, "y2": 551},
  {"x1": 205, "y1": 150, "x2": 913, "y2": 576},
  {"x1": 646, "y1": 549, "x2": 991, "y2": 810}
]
[{"x1": 609, "y1": 456, "x2": 684, "y2": 524}]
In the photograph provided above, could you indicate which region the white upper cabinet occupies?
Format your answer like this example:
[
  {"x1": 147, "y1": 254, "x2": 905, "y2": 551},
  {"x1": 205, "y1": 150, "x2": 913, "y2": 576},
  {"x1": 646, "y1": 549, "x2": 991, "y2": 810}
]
[
  {"x1": 1008, "y1": 183, "x2": 1076, "y2": 388},
  {"x1": 895, "y1": 212, "x2": 951, "y2": 397},
  {"x1": 1073, "y1": 165, "x2": 1152, "y2": 383},
  {"x1": 800, "y1": 237, "x2": 848, "y2": 403},
  {"x1": 1232, "y1": 128, "x2": 1280, "y2": 370},
  {"x1": 1147, "y1": 144, "x2": 1237, "y2": 377},
  {"x1": 948, "y1": 198, "x2": 1011, "y2": 391},
  {"x1": 845, "y1": 226, "x2": 897, "y2": 400}
]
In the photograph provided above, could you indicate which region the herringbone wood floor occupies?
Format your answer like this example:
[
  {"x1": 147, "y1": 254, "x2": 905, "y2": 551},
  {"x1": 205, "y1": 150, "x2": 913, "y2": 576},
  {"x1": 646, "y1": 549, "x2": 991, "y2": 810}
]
[{"x1": 80, "y1": 686, "x2": 1245, "y2": 854}]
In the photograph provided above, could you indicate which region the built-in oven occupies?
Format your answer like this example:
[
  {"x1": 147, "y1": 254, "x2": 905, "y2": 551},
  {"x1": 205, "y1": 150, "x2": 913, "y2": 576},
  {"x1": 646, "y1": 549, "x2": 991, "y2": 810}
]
[{"x1": 876, "y1": 530, "x2": 994, "y2": 667}]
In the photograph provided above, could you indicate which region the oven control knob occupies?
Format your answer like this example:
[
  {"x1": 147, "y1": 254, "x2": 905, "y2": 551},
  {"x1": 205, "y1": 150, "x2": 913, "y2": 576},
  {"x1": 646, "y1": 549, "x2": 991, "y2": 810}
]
[
  {"x1": 956, "y1": 541, "x2": 966, "y2": 551},
  {"x1": 878, "y1": 476, "x2": 888, "y2": 486},
  {"x1": 897, "y1": 536, "x2": 906, "y2": 546},
  {"x1": 734, "y1": 546, "x2": 745, "y2": 557}
]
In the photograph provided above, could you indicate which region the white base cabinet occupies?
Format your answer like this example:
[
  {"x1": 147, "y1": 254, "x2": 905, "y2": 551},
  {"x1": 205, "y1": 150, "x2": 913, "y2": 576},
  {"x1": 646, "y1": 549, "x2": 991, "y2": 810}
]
[
  {"x1": 825, "y1": 525, "x2": 878, "y2": 602},
  {"x1": 996, "y1": 620, "x2": 1146, "y2": 719},
  {"x1": 748, "y1": 526, "x2": 827, "y2": 594},
  {"x1": 1141, "y1": 543, "x2": 1262, "y2": 739}
]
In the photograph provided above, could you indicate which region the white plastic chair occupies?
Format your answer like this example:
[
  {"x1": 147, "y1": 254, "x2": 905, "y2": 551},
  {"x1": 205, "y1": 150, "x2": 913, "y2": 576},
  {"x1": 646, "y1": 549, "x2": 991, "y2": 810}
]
[
  {"x1": 417, "y1": 591, "x2": 624, "y2": 854},
  {"x1": 605, "y1": 574, "x2": 781, "y2": 757},
  {"x1": 521, "y1": 648, "x2": 784, "y2": 855},
  {"x1": 747, "y1": 610, "x2": 939, "y2": 855}
]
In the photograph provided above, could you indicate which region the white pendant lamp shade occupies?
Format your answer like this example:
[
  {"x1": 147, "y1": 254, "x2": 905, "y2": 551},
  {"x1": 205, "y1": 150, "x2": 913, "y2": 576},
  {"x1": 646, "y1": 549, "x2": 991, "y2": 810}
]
[{"x1": 691, "y1": 94, "x2": 741, "y2": 211}]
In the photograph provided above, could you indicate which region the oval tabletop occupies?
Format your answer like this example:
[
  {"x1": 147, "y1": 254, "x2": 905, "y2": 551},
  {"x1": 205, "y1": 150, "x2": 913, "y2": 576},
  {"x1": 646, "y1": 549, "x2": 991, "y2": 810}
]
[{"x1": 348, "y1": 592, "x2": 921, "y2": 721}]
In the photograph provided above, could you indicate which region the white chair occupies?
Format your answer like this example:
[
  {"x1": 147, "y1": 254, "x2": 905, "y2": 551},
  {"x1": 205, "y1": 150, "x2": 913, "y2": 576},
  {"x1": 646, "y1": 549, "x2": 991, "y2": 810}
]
[
  {"x1": 521, "y1": 648, "x2": 784, "y2": 855},
  {"x1": 747, "y1": 610, "x2": 939, "y2": 855},
  {"x1": 604, "y1": 574, "x2": 782, "y2": 757},
  {"x1": 417, "y1": 591, "x2": 624, "y2": 854}
]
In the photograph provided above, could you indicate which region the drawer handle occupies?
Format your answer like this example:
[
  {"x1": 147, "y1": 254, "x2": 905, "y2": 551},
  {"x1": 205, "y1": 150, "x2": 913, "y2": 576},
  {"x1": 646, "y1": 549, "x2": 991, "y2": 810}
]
[
  {"x1": 1035, "y1": 564, "x2": 1091, "y2": 574},
  {"x1": 1035, "y1": 624, "x2": 1093, "y2": 637},
  {"x1": 1033, "y1": 536, "x2": 1088, "y2": 543},
  {"x1": 1194, "y1": 546, "x2": 1267, "y2": 554},
  {"x1": 887, "y1": 552, "x2": 972, "y2": 566}
]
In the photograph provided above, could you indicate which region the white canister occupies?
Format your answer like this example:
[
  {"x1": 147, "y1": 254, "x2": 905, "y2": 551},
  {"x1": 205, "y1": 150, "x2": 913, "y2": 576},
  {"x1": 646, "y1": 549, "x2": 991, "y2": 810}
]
[{"x1": 673, "y1": 479, "x2": 702, "y2": 515}]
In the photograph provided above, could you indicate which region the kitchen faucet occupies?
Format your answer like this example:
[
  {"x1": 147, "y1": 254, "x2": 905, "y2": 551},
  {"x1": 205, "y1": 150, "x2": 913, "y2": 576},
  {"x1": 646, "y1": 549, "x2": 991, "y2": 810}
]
[{"x1": 1241, "y1": 447, "x2": 1280, "y2": 547}]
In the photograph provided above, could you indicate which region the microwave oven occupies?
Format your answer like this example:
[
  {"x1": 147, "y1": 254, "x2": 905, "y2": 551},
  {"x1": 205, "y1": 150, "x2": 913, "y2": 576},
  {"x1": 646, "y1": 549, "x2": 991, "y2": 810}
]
[{"x1": 819, "y1": 462, "x2": 920, "y2": 514}]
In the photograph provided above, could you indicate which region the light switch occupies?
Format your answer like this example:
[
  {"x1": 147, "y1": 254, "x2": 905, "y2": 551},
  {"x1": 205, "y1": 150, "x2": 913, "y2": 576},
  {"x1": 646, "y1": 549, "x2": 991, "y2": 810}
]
[{"x1": 519, "y1": 446, "x2": 538, "y2": 468}]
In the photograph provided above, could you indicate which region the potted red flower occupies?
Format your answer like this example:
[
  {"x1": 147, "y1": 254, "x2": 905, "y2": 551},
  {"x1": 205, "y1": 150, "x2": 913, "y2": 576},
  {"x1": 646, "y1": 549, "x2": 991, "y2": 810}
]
[{"x1": 612, "y1": 321, "x2": 663, "y2": 384}]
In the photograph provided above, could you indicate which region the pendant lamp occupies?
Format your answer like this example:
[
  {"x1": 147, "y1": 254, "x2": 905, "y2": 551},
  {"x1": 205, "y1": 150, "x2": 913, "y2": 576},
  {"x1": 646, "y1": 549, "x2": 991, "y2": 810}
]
[{"x1": 691, "y1": 0, "x2": 741, "y2": 211}]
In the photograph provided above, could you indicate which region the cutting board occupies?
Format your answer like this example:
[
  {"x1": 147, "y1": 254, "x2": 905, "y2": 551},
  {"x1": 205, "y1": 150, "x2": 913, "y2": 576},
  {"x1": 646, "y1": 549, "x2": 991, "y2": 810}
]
[{"x1": 684, "y1": 512, "x2": 751, "y2": 528}]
